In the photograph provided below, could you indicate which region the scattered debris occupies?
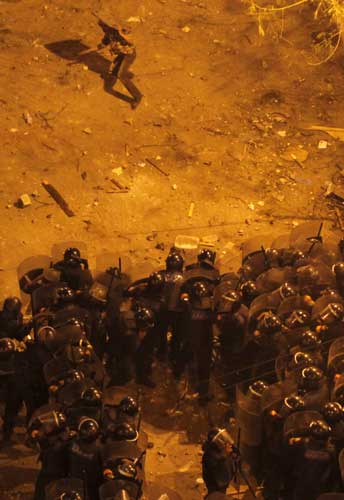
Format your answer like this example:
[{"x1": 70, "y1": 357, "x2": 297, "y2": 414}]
[
  {"x1": 146, "y1": 232, "x2": 158, "y2": 242},
  {"x1": 188, "y1": 202, "x2": 195, "y2": 218},
  {"x1": 42, "y1": 180, "x2": 75, "y2": 217},
  {"x1": 110, "y1": 178, "x2": 129, "y2": 192},
  {"x1": 172, "y1": 184, "x2": 177, "y2": 190},
  {"x1": 112, "y1": 167, "x2": 123, "y2": 176},
  {"x1": 318, "y1": 140, "x2": 328, "y2": 149},
  {"x1": 83, "y1": 128, "x2": 92, "y2": 135},
  {"x1": 23, "y1": 111, "x2": 33, "y2": 125},
  {"x1": 155, "y1": 242, "x2": 165, "y2": 251},
  {"x1": 304, "y1": 125, "x2": 344, "y2": 141},
  {"x1": 335, "y1": 207, "x2": 344, "y2": 231},
  {"x1": 81, "y1": 171, "x2": 87, "y2": 181},
  {"x1": 277, "y1": 130, "x2": 286, "y2": 137},
  {"x1": 9, "y1": 128, "x2": 18, "y2": 133},
  {"x1": 127, "y1": 16, "x2": 143, "y2": 23},
  {"x1": 257, "y1": 200, "x2": 265, "y2": 207},
  {"x1": 181, "y1": 26, "x2": 191, "y2": 33},
  {"x1": 248, "y1": 203, "x2": 255, "y2": 210},
  {"x1": 280, "y1": 146, "x2": 308, "y2": 163},
  {"x1": 17, "y1": 194, "x2": 32, "y2": 208},
  {"x1": 175, "y1": 235, "x2": 199, "y2": 249},
  {"x1": 145, "y1": 158, "x2": 169, "y2": 177}
]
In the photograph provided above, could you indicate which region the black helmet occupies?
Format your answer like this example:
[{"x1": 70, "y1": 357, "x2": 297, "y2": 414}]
[
  {"x1": 300, "y1": 330, "x2": 321, "y2": 350},
  {"x1": 283, "y1": 394, "x2": 306, "y2": 412},
  {"x1": 293, "y1": 351, "x2": 314, "y2": 368},
  {"x1": 3, "y1": 296, "x2": 22, "y2": 315},
  {"x1": 240, "y1": 281, "x2": 258, "y2": 301},
  {"x1": 116, "y1": 459, "x2": 137, "y2": 480},
  {"x1": 135, "y1": 307, "x2": 155, "y2": 330},
  {"x1": 301, "y1": 366, "x2": 323, "y2": 390},
  {"x1": 309, "y1": 419, "x2": 331, "y2": 440},
  {"x1": 36, "y1": 326, "x2": 57, "y2": 349},
  {"x1": 0, "y1": 338, "x2": 15, "y2": 353},
  {"x1": 297, "y1": 265, "x2": 319, "y2": 284},
  {"x1": 80, "y1": 387, "x2": 102, "y2": 407},
  {"x1": 198, "y1": 249, "x2": 216, "y2": 265},
  {"x1": 60, "y1": 492, "x2": 82, "y2": 500},
  {"x1": 265, "y1": 248, "x2": 280, "y2": 267},
  {"x1": 63, "y1": 247, "x2": 81, "y2": 266},
  {"x1": 291, "y1": 250, "x2": 306, "y2": 266},
  {"x1": 118, "y1": 396, "x2": 139, "y2": 417},
  {"x1": 333, "y1": 262, "x2": 344, "y2": 278},
  {"x1": 165, "y1": 251, "x2": 184, "y2": 271},
  {"x1": 206, "y1": 427, "x2": 233, "y2": 452},
  {"x1": 257, "y1": 312, "x2": 282, "y2": 335},
  {"x1": 0, "y1": 338, "x2": 16, "y2": 360},
  {"x1": 279, "y1": 283, "x2": 297, "y2": 300},
  {"x1": 248, "y1": 380, "x2": 269, "y2": 398},
  {"x1": 318, "y1": 302, "x2": 344, "y2": 324},
  {"x1": 222, "y1": 290, "x2": 242, "y2": 313},
  {"x1": 55, "y1": 286, "x2": 75, "y2": 304},
  {"x1": 285, "y1": 309, "x2": 311, "y2": 329},
  {"x1": 322, "y1": 402, "x2": 344, "y2": 424},
  {"x1": 191, "y1": 281, "x2": 210, "y2": 299},
  {"x1": 78, "y1": 417, "x2": 99, "y2": 441},
  {"x1": 64, "y1": 370, "x2": 85, "y2": 385},
  {"x1": 148, "y1": 271, "x2": 165, "y2": 290},
  {"x1": 110, "y1": 422, "x2": 138, "y2": 442}
]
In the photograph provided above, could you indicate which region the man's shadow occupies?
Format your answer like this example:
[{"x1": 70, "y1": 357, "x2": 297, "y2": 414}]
[{"x1": 45, "y1": 39, "x2": 133, "y2": 105}]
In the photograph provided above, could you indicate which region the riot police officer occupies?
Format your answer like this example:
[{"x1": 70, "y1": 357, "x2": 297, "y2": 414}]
[
  {"x1": 0, "y1": 296, "x2": 31, "y2": 340},
  {"x1": 202, "y1": 428, "x2": 234, "y2": 497},
  {"x1": 53, "y1": 248, "x2": 93, "y2": 291},
  {"x1": 67, "y1": 417, "x2": 102, "y2": 500}
]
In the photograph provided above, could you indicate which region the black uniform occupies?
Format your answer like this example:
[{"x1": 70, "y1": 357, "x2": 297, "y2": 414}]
[{"x1": 68, "y1": 438, "x2": 103, "y2": 499}]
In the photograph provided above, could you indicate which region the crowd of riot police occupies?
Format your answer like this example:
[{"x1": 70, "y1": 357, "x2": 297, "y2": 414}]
[{"x1": 2, "y1": 223, "x2": 344, "y2": 499}]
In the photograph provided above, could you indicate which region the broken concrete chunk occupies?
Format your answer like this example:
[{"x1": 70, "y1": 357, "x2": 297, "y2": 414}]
[
  {"x1": 17, "y1": 194, "x2": 32, "y2": 208},
  {"x1": 23, "y1": 111, "x2": 33, "y2": 125},
  {"x1": 280, "y1": 146, "x2": 308, "y2": 163}
]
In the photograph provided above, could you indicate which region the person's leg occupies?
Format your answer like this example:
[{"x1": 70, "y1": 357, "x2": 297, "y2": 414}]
[{"x1": 118, "y1": 53, "x2": 143, "y2": 107}]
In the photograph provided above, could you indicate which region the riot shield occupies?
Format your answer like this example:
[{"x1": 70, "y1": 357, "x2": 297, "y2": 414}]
[
  {"x1": 164, "y1": 271, "x2": 184, "y2": 311},
  {"x1": 271, "y1": 234, "x2": 290, "y2": 250},
  {"x1": 94, "y1": 252, "x2": 131, "y2": 307},
  {"x1": 56, "y1": 379, "x2": 92, "y2": 408},
  {"x1": 283, "y1": 409, "x2": 322, "y2": 440},
  {"x1": 331, "y1": 374, "x2": 344, "y2": 401},
  {"x1": 45, "y1": 478, "x2": 84, "y2": 500},
  {"x1": 184, "y1": 266, "x2": 219, "y2": 284},
  {"x1": 289, "y1": 221, "x2": 324, "y2": 254},
  {"x1": 303, "y1": 380, "x2": 330, "y2": 410},
  {"x1": 43, "y1": 356, "x2": 74, "y2": 385},
  {"x1": 102, "y1": 440, "x2": 143, "y2": 465},
  {"x1": 235, "y1": 384, "x2": 263, "y2": 446},
  {"x1": 248, "y1": 293, "x2": 279, "y2": 324},
  {"x1": 256, "y1": 267, "x2": 296, "y2": 294},
  {"x1": 312, "y1": 294, "x2": 344, "y2": 320},
  {"x1": 17, "y1": 255, "x2": 53, "y2": 299},
  {"x1": 328, "y1": 337, "x2": 344, "y2": 375},
  {"x1": 260, "y1": 382, "x2": 288, "y2": 415},
  {"x1": 31, "y1": 282, "x2": 71, "y2": 315},
  {"x1": 277, "y1": 296, "x2": 313, "y2": 320},
  {"x1": 241, "y1": 235, "x2": 273, "y2": 279}
]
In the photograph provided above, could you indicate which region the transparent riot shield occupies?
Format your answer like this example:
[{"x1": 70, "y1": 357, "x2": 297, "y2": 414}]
[
  {"x1": 241, "y1": 235, "x2": 273, "y2": 279},
  {"x1": 289, "y1": 221, "x2": 324, "y2": 254},
  {"x1": 235, "y1": 384, "x2": 263, "y2": 446},
  {"x1": 43, "y1": 356, "x2": 74, "y2": 385},
  {"x1": 248, "y1": 293, "x2": 278, "y2": 324},
  {"x1": 271, "y1": 234, "x2": 290, "y2": 250},
  {"x1": 283, "y1": 409, "x2": 322, "y2": 440},
  {"x1": 45, "y1": 478, "x2": 84, "y2": 500},
  {"x1": 31, "y1": 282, "x2": 71, "y2": 316},
  {"x1": 328, "y1": 337, "x2": 344, "y2": 375},
  {"x1": 331, "y1": 374, "x2": 344, "y2": 401},
  {"x1": 260, "y1": 382, "x2": 285, "y2": 415},
  {"x1": 277, "y1": 296, "x2": 313, "y2": 321},
  {"x1": 17, "y1": 255, "x2": 53, "y2": 302},
  {"x1": 256, "y1": 267, "x2": 296, "y2": 294}
]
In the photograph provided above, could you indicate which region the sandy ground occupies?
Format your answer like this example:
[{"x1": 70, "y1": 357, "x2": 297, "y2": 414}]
[{"x1": 1, "y1": 0, "x2": 344, "y2": 497}]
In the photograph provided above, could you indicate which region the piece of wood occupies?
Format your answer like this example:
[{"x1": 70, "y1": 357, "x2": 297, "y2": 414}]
[
  {"x1": 42, "y1": 180, "x2": 75, "y2": 217},
  {"x1": 145, "y1": 157, "x2": 169, "y2": 177},
  {"x1": 335, "y1": 207, "x2": 344, "y2": 232},
  {"x1": 110, "y1": 178, "x2": 128, "y2": 191}
]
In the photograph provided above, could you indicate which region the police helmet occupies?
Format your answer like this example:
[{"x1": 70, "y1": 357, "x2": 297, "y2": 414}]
[
  {"x1": 309, "y1": 419, "x2": 332, "y2": 440},
  {"x1": 300, "y1": 330, "x2": 321, "y2": 350},
  {"x1": 148, "y1": 271, "x2": 165, "y2": 290},
  {"x1": 285, "y1": 309, "x2": 311, "y2": 329},
  {"x1": 322, "y1": 402, "x2": 344, "y2": 424},
  {"x1": 135, "y1": 307, "x2": 155, "y2": 330},
  {"x1": 333, "y1": 262, "x2": 344, "y2": 278},
  {"x1": 60, "y1": 492, "x2": 82, "y2": 500},
  {"x1": 110, "y1": 422, "x2": 138, "y2": 442},
  {"x1": 301, "y1": 366, "x2": 323, "y2": 391},
  {"x1": 284, "y1": 394, "x2": 306, "y2": 412},
  {"x1": 198, "y1": 249, "x2": 216, "y2": 265},
  {"x1": 80, "y1": 387, "x2": 102, "y2": 407},
  {"x1": 118, "y1": 396, "x2": 139, "y2": 417},
  {"x1": 63, "y1": 247, "x2": 81, "y2": 266},
  {"x1": 3, "y1": 296, "x2": 22, "y2": 315},
  {"x1": 165, "y1": 251, "x2": 184, "y2": 271},
  {"x1": 279, "y1": 282, "x2": 297, "y2": 300},
  {"x1": 240, "y1": 280, "x2": 258, "y2": 301},
  {"x1": 191, "y1": 281, "x2": 210, "y2": 299},
  {"x1": 78, "y1": 417, "x2": 100, "y2": 441},
  {"x1": 248, "y1": 380, "x2": 269, "y2": 398},
  {"x1": 258, "y1": 312, "x2": 282, "y2": 335}
]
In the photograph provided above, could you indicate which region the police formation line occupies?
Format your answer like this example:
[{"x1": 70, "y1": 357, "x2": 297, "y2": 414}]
[{"x1": 2, "y1": 223, "x2": 344, "y2": 499}]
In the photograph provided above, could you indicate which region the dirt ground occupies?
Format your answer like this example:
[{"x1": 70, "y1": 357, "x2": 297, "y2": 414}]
[{"x1": 1, "y1": 0, "x2": 344, "y2": 497}]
